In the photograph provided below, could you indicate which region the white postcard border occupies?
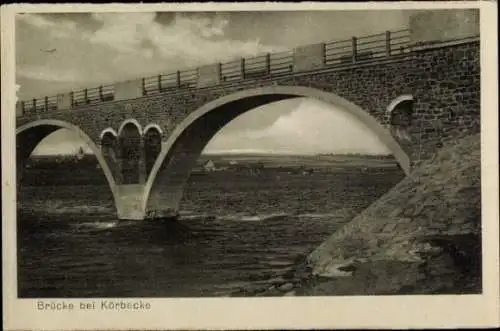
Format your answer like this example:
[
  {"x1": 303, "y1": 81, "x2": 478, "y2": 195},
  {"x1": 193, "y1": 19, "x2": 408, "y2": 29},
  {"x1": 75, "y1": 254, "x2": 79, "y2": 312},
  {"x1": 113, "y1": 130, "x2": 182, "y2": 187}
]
[{"x1": 2, "y1": 2, "x2": 499, "y2": 330}]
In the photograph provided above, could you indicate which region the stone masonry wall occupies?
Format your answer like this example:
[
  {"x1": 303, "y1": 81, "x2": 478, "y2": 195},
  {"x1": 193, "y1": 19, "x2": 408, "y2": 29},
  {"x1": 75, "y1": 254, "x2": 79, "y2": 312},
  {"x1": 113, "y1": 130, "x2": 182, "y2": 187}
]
[{"x1": 410, "y1": 41, "x2": 480, "y2": 162}]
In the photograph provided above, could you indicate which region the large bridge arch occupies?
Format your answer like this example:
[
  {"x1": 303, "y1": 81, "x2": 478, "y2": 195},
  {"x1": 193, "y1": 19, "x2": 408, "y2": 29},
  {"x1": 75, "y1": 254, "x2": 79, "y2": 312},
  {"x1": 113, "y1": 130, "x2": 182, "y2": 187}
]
[
  {"x1": 143, "y1": 85, "x2": 411, "y2": 217},
  {"x1": 16, "y1": 119, "x2": 119, "y2": 212}
]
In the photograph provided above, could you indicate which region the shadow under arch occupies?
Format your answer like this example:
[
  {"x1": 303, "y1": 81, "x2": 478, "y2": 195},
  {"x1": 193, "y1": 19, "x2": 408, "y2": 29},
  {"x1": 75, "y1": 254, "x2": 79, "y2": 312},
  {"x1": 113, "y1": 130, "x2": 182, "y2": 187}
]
[
  {"x1": 386, "y1": 94, "x2": 414, "y2": 115},
  {"x1": 118, "y1": 119, "x2": 143, "y2": 137},
  {"x1": 143, "y1": 85, "x2": 411, "y2": 216},
  {"x1": 143, "y1": 123, "x2": 164, "y2": 136},
  {"x1": 119, "y1": 122, "x2": 142, "y2": 184},
  {"x1": 16, "y1": 119, "x2": 119, "y2": 212},
  {"x1": 143, "y1": 126, "x2": 163, "y2": 177},
  {"x1": 100, "y1": 130, "x2": 119, "y2": 180}
]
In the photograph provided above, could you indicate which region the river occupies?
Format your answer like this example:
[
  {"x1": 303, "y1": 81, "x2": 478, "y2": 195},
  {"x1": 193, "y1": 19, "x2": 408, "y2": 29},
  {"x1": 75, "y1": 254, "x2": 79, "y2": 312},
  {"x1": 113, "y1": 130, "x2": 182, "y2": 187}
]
[{"x1": 17, "y1": 162, "x2": 404, "y2": 297}]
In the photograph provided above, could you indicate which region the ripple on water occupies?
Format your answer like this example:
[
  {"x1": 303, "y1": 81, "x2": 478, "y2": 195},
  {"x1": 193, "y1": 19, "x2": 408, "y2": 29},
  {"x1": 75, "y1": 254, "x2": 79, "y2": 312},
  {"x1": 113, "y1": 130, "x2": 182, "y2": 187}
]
[
  {"x1": 18, "y1": 166, "x2": 405, "y2": 297},
  {"x1": 75, "y1": 221, "x2": 118, "y2": 231}
]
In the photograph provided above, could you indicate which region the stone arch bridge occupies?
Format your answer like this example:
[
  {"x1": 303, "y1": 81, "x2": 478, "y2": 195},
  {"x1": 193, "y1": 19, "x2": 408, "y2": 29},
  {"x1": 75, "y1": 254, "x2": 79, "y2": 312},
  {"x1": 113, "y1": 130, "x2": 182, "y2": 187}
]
[{"x1": 16, "y1": 17, "x2": 480, "y2": 220}]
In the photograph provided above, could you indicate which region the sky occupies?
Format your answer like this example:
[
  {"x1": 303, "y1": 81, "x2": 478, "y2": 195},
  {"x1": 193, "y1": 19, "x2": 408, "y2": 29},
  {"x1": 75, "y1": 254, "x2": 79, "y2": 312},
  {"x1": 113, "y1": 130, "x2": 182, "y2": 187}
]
[{"x1": 16, "y1": 10, "x2": 416, "y2": 156}]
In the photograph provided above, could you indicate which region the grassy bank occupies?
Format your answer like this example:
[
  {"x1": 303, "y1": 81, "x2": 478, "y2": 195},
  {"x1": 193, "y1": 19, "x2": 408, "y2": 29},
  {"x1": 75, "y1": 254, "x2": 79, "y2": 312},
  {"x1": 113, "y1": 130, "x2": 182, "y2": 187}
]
[{"x1": 259, "y1": 134, "x2": 482, "y2": 296}]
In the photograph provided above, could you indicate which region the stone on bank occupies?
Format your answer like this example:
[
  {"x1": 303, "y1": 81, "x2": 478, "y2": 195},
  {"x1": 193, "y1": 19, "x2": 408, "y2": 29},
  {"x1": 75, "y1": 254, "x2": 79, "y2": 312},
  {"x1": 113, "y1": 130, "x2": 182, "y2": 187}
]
[{"x1": 302, "y1": 134, "x2": 481, "y2": 295}]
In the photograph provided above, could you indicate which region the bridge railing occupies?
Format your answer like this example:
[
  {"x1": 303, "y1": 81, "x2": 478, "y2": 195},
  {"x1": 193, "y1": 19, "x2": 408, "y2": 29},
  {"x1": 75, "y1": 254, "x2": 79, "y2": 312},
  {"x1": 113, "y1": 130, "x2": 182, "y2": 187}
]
[
  {"x1": 221, "y1": 59, "x2": 242, "y2": 82},
  {"x1": 20, "y1": 95, "x2": 58, "y2": 114},
  {"x1": 324, "y1": 38, "x2": 354, "y2": 65},
  {"x1": 270, "y1": 50, "x2": 294, "y2": 74},
  {"x1": 390, "y1": 29, "x2": 413, "y2": 53},
  {"x1": 17, "y1": 28, "x2": 422, "y2": 116},
  {"x1": 179, "y1": 69, "x2": 198, "y2": 88}
]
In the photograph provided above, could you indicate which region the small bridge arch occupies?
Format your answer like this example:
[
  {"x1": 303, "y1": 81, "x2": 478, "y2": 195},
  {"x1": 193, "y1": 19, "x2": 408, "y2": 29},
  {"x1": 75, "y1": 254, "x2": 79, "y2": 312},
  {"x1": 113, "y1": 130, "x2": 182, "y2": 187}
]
[
  {"x1": 117, "y1": 119, "x2": 143, "y2": 137},
  {"x1": 386, "y1": 94, "x2": 414, "y2": 115},
  {"x1": 99, "y1": 127, "x2": 118, "y2": 141},
  {"x1": 386, "y1": 94, "x2": 415, "y2": 142},
  {"x1": 143, "y1": 85, "x2": 411, "y2": 216},
  {"x1": 143, "y1": 124, "x2": 163, "y2": 177},
  {"x1": 118, "y1": 121, "x2": 143, "y2": 184},
  {"x1": 143, "y1": 123, "x2": 164, "y2": 136}
]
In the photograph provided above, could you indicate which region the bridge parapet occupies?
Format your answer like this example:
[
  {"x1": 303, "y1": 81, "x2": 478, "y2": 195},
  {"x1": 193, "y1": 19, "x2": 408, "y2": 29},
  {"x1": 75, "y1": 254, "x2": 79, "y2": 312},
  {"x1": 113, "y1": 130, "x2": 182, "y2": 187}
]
[
  {"x1": 410, "y1": 9, "x2": 479, "y2": 45},
  {"x1": 16, "y1": 28, "x2": 413, "y2": 116},
  {"x1": 115, "y1": 80, "x2": 144, "y2": 101},
  {"x1": 293, "y1": 43, "x2": 326, "y2": 71},
  {"x1": 56, "y1": 93, "x2": 73, "y2": 110},
  {"x1": 197, "y1": 64, "x2": 222, "y2": 88}
]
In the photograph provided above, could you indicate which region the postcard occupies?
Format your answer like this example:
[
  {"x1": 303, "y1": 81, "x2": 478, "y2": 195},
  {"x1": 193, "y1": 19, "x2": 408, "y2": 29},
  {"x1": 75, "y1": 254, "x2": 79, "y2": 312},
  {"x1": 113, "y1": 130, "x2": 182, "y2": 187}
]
[{"x1": 2, "y1": 1, "x2": 499, "y2": 330}]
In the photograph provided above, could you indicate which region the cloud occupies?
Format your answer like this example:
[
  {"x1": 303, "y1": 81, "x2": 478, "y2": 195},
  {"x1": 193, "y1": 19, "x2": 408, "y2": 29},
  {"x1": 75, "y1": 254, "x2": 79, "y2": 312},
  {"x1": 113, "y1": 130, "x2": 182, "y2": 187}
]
[
  {"x1": 17, "y1": 13, "x2": 78, "y2": 38},
  {"x1": 84, "y1": 12, "x2": 284, "y2": 68},
  {"x1": 15, "y1": 10, "x2": 413, "y2": 99},
  {"x1": 31, "y1": 129, "x2": 92, "y2": 156},
  {"x1": 31, "y1": 141, "x2": 92, "y2": 156},
  {"x1": 85, "y1": 13, "x2": 156, "y2": 54},
  {"x1": 18, "y1": 12, "x2": 399, "y2": 156},
  {"x1": 16, "y1": 12, "x2": 286, "y2": 99},
  {"x1": 15, "y1": 84, "x2": 21, "y2": 101},
  {"x1": 204, "y1": 99, "x2": 391, "y2": 155},
  {"x1": 17, "y1": 66, "x2": 82, "y2": 82}
]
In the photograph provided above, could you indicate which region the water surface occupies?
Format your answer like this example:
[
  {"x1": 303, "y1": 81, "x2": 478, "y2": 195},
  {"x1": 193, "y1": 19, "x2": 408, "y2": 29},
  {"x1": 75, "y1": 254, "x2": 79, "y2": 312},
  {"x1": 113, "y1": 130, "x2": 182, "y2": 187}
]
[{"x1": 18, "y1": 164, "x2": 404, "y2": 297}]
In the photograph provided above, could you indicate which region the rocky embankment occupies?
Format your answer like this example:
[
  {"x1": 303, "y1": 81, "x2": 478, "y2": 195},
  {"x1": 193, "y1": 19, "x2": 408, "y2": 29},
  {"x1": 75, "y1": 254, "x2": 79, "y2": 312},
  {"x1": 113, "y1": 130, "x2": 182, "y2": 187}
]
[{"x1": 239, "y1": 134, "x2": 482, "y2": 296}]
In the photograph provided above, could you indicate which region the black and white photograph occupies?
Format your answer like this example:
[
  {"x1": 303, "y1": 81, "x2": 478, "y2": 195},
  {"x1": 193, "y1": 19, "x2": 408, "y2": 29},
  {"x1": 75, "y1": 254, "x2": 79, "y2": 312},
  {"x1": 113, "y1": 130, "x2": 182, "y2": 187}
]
[{"x1": 2, "y1": 2, "x2": 499, "y2": 330}]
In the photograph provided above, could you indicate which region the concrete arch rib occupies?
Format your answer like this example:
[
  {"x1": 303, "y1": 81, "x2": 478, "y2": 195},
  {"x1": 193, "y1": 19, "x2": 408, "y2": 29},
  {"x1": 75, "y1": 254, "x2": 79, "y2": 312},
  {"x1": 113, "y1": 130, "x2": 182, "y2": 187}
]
[
  {"x1": 16, "y1": 119, "x2": 119, "y2": 209},
  {"x1": 143, "y1": 85, "x2": 411, "y2": 214},
  {"x1": 118, "y1": 119, "x2": 143, "y2": 137}
]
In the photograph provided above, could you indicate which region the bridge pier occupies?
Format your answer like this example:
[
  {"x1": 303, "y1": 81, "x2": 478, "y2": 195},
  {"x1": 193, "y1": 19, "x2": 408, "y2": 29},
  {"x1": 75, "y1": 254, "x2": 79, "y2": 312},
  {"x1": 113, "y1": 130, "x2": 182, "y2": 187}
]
[
  {"x1": 114, "y1": 184, "x2": 179, "y2": 220},
  {"x1": 114, "y1": 184, "x2": 147, "y2": 220},
  {"x1": 114, "y1": 132, "x2": 148, "y2": 186},
  {"x1": 144, "y1": 185, "x2": 184, "y2": 220}
]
